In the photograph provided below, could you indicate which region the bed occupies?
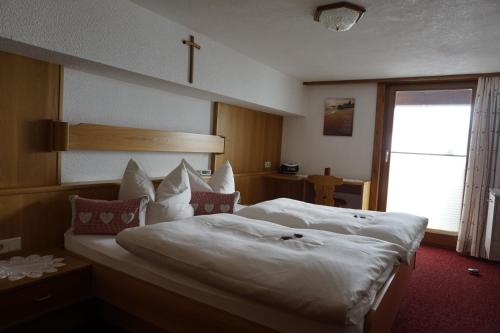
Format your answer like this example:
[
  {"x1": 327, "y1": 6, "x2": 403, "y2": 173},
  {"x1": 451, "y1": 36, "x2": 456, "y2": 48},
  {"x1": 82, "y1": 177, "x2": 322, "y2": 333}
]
[
  {"x1": 65, "y1": 213, "x2": 416, "y2": 333},
  {"x1": 236, "y1": 198, "x2": 428, "y2": 264},
  {"x1": 49, "y1": 121, "x2": 414, "y2": 333}
]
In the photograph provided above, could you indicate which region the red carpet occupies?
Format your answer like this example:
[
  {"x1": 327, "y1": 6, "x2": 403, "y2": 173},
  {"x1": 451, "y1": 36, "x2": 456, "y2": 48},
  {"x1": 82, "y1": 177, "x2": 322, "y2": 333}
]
[{"x1": 392, "y1": 246, "x2": 500, "y2": 333}]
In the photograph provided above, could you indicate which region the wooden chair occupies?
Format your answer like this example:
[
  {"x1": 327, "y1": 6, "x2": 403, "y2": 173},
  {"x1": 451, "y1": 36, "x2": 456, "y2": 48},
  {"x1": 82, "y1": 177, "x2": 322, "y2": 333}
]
[{"x1": 307, "y1": 175, "x2": 345, "y2": 207}]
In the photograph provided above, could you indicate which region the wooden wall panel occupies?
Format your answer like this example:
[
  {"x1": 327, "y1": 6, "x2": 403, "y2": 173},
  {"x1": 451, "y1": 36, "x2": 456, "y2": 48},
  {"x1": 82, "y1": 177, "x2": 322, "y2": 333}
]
[
  {"x1": 0, "y1": 183, "x2": 119, "y2": 257},
  {"x1": 0, "y1": 51, "x2": 62, "y2": 188},
  {"x1": 212, "y1": 102, "x2": 283, "y2": 174},
  {"x1": 212, "y1": 103, "x2": 283, "y2": 204},
  {"x1": 234, "y1": 172, "x2": 270, "y2": 205}
]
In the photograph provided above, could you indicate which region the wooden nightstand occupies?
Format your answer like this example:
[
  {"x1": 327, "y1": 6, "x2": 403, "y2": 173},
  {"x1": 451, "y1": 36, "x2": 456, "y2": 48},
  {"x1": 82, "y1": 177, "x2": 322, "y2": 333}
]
[{"x1": 0, "y1": 249, "x2": 92, "y2": 331}]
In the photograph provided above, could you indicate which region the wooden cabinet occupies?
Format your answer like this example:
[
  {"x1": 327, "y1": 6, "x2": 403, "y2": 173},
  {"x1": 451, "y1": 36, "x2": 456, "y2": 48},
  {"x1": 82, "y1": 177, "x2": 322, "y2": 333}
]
[{"x1": 0, "y1": 250, "x2": 91, "y2": 330}]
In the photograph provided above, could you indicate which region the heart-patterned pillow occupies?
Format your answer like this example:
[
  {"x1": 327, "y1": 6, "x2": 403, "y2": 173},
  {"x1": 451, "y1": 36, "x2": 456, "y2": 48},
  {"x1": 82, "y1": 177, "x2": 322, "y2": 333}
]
[
  {"x1": 79, "y1": 212, "x2": 92, "y2": 224},
  {"x1": 70, "y1": 195, "x2": 149, "y2": 235},
  {"x1": 190, "y1": 191, "x2": 240, "y2": 216},
  {"x1": 121, "y1": 212, "x2": 135, "y2": 224},
  {"x1": 100, "y1": 212, "x2": 114, "y2": 224},
  {"x1": 204, "y1": 203, "x2": 214, "y2": 213}
]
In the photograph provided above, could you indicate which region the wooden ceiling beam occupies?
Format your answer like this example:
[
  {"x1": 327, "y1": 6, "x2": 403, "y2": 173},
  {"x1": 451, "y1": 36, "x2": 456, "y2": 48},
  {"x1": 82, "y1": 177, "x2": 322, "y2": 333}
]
[{"x1": 303, "y1": 71, "x2": 500, "y2": 86}]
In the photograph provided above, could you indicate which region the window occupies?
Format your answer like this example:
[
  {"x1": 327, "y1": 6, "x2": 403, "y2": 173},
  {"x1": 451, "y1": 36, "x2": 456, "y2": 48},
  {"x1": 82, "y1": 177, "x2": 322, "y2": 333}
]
[{"x1": 385, "y1": 89, "x2": 473, "y2": 233}]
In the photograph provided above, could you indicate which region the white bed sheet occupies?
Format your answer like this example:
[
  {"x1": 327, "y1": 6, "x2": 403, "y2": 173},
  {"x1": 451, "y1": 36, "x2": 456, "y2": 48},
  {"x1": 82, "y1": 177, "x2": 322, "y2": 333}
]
[
  {"x1": 236, "y1": 198, "x2": 428, "y2": 264},
  {"x1": 234, "y1": 203, "x2": 247, "y2": 212},
  {"x1": 65, "y1": 230, "x2": 364, "y2": 333}
]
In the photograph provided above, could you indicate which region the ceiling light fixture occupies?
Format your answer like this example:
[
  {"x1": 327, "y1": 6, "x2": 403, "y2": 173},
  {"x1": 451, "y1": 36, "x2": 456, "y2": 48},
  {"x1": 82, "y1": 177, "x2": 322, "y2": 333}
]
[{"x1": 314, "y1": 2, "x2": 366, "y2": 32}]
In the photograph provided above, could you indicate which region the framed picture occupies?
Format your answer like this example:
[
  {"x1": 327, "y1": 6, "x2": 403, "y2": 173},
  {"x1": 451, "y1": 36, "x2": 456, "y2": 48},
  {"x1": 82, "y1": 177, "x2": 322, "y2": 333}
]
[{"x1": 323, "y1": 98, "x2": 355, "y2": 136}]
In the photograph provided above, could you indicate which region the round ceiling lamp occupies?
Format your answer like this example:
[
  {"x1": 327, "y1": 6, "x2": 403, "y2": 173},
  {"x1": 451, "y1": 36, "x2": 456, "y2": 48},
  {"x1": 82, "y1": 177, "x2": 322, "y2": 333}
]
[{"x1": 314, "y1": 2, "x2": 366, "y2": 32}]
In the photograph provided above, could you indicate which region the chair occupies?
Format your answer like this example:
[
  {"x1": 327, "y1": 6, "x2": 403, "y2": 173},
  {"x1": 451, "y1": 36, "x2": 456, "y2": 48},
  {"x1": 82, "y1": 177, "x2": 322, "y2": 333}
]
[{"x1": 307, "y1": 175, "x2": 346, "y2": 207}]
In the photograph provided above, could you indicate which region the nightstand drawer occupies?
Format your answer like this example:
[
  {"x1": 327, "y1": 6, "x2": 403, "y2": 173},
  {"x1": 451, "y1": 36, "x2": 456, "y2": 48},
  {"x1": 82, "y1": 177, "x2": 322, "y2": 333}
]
[{"x1": 0, "y1": 268, "x2": 91, "y2": 328}]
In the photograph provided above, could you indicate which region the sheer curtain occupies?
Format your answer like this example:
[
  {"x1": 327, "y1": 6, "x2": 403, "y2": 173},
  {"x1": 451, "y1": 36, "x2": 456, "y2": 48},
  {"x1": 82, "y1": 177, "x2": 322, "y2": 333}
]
[{"x1": 457, "y1": 77, "x2": 500, "y2": 258}]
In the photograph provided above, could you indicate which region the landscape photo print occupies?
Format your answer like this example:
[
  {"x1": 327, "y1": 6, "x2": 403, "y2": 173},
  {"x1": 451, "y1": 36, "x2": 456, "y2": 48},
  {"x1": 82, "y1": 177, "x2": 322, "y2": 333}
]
[{"x1": 323, "y1": 98, "x2": 355, "y2": 136}]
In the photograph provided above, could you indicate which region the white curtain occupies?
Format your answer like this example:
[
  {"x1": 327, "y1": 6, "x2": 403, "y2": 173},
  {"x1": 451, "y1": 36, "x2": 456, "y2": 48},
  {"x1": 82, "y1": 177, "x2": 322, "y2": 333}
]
[{"x1": 457, "y1": 77, "x2": 500, "y2": 258}]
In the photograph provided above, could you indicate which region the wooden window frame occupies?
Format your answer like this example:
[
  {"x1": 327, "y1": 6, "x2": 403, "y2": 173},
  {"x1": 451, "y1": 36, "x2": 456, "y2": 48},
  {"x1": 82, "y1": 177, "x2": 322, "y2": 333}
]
[{"x1": 369, "y1": 80, "x2": 477, "y2": 211}]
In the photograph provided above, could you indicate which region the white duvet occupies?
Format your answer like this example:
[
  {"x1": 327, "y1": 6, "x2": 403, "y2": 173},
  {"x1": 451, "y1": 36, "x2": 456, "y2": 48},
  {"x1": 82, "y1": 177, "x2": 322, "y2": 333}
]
[
  {"x1": 116, "y1": 214, "x2": 401, "y2": 325},
  {"x1": 235, "y1": 198, "x2": 428, "y2": 263}
]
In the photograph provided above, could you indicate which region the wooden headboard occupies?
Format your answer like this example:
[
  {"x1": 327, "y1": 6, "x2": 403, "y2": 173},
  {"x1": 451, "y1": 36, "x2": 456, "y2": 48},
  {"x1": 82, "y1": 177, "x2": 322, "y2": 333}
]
[
  {"x1": 51, "y1": 121, "x2": 225, "y2": 154},
  {"x1": 0, "y1": 52, "x2": 284, "y2": 256},
  {"x1": 0, "y1": 179, "x2": 164, "y2": 258},
  {"x1": 0, "y1": 183, "x2": 118, "y2": 256}
]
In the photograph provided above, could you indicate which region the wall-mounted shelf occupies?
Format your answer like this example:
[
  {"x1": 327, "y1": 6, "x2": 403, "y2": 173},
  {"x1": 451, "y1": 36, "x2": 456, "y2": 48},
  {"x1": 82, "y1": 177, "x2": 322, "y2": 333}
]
[{"x1": 51, "y1": 121, "x2": 224, "y2": 154}]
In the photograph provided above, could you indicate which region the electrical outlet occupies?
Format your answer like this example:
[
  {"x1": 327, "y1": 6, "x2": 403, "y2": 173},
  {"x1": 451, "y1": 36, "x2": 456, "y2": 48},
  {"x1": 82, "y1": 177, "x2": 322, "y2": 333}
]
[
  {"x1": 0, "y1": 237, "x2": 22, "y2": 254},
  {"x1": 197, "y1": 169, "x2": 212, "y2": 176},
  {"x1": 264, "y1": 161, "x2": 272, "y2": 168}
]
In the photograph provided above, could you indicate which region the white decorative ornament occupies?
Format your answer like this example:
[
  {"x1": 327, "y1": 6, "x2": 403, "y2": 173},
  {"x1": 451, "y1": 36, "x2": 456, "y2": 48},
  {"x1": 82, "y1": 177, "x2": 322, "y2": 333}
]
[
  {"x1": 121, "y1": 212, "x2": 135, "y2": 224},
  {"x1": 79, "y1": 212, "x2": 92, "y2": 224},
  {"x1": 204, "y1": 203, "x2": 214, "y2": 213},
  {"x1": 220, "y1": 204, "x2": 230, "y2": 213},
  {"x1": 100, "y1": 212, "x2": 114, "y2": 224},
  {"x1": 0, "y1": 255, "x2": 66, "y2": 281}
]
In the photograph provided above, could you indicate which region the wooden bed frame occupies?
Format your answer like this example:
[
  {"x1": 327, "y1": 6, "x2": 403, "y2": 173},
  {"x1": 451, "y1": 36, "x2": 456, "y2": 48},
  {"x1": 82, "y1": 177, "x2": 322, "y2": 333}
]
[
  {"x1": 0, "y1": 180, "x2": 415, "y2": 332},
  {"x1": 0, "y1": 178, "x2": 415, "y2": 333},
  {"x1": 72, "y1": 253, "x2": 415, "y2": 333},
  {"x1": 0, "y1": 117, "x2": 414, "y2": 332}
]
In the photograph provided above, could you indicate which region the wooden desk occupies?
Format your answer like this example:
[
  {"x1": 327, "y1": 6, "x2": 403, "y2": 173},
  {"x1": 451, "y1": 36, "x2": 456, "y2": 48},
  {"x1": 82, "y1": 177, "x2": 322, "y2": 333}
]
[{"x1": 263, "y1": 173, "x2": 371, "y2": 210}]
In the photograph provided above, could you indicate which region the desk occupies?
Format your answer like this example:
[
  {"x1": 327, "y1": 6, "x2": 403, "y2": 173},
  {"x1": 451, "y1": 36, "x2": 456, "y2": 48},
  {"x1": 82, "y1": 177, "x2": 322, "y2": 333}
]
[{"x1": 263, "y1": 173, "x2": 371, "y2": 210}]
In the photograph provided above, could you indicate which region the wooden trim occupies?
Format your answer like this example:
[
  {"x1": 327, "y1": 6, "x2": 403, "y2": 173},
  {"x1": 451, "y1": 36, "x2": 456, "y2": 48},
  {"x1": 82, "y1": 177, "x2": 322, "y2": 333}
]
[
  {"x1": 50, "y1": 121, "x2": 225, "y2": 154},
  {"x1": 369, "y1": 83, "x2": 386, "y2": 210},
  {"x1": 52, "y1": 121, "x2": 69, "y2": 151},
  {"x1": 90, "y1": 260, "x2": 278, "y2": 333},
  {"x1": 364, "y1": 256, "x2": 414, "y2": 333},
  {"x1": 75, "y1": 252, "x2": 415, "y2": 333},
  {"x1": 422, "y1": 230, "x2": 458, "y2": 249},
  {"x1": 57, "y1": 65, "x2": 64, "y2": 185},
  {"x1": 369, "y1": 81, "x2": 477, "y2": 211},
  {"x1": 211, "y1": 102, "x2": 221, "y2": 170},
  {"x1": 303, "y1": 72, "x2": 500, "y2": 86},
  {"x1": 361, "y1": 181, "x2": 371, "y2": 210}
]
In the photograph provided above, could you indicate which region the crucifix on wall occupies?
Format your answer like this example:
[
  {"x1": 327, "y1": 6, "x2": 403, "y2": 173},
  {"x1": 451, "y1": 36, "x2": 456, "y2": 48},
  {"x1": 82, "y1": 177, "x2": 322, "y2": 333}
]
[{"x1": 182, "y1": 35, "x2": 201, "y2": 84}]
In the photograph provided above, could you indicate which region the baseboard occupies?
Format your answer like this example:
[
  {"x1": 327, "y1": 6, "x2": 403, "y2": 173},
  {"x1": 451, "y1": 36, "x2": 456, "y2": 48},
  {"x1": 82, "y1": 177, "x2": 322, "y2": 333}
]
[
  {"x1": 97, "y1": 301, "x2": 166, "y2": 333},
  {"x1": 422, "y1": 230, "x2": 458, "y2": 249},
  {"x1": 4, "y1": 299, "x2": 97, "y2": 333}
]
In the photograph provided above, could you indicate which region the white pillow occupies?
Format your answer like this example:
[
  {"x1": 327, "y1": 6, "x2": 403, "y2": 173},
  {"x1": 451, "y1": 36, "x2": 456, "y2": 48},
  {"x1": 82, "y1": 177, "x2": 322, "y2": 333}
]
[
  {"x1": 182, "y1": 159, "x2": 235, "y2": 194},
  {"x1": 119, "y1": 159, "x2": 193, "y2": 224},
  {"x1": 119, "y1": 159, "x2": 155, "y2": 203},
  {"x1": 148, "y1": 163, "x2": 194, "y2": 223}
]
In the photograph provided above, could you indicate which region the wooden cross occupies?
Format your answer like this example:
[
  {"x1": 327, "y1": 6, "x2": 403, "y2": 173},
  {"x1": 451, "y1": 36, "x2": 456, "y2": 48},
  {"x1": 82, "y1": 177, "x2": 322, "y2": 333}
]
[{"x1": 182, "y1": 35, "x2": 201, "y2": 84}]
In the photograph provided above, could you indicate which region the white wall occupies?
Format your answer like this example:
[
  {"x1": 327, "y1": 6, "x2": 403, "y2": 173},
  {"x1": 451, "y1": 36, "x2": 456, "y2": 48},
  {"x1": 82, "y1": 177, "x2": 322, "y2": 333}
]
[
  {"x1": 0, "y1": 0, "x2": 304, "y2": 115},
  {"x1": 61, "y1": 67, "x2": 212, "y2": 183},
  {"x1": 281, "y1": 84, "x2": 377, "y2": 180}
]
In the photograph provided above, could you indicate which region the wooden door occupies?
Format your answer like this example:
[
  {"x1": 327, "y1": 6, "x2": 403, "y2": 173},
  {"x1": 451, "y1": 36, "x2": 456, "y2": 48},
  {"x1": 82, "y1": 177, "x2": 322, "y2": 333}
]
[{"x1": 371, "y1": 81, "x2": 477, "y2": 212}]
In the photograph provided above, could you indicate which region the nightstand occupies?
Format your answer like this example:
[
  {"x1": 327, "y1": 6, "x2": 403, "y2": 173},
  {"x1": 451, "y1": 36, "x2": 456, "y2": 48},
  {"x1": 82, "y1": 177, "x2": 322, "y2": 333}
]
[{"x1": 0, "y1": 249, "x2": 92, "y2": 331}]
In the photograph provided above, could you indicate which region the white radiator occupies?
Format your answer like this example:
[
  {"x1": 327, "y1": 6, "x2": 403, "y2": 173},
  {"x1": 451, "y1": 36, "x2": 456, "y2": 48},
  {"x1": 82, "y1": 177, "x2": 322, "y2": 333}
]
[{"x1": 485, "y1": 189, "x2": 500, "y2": 261}]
